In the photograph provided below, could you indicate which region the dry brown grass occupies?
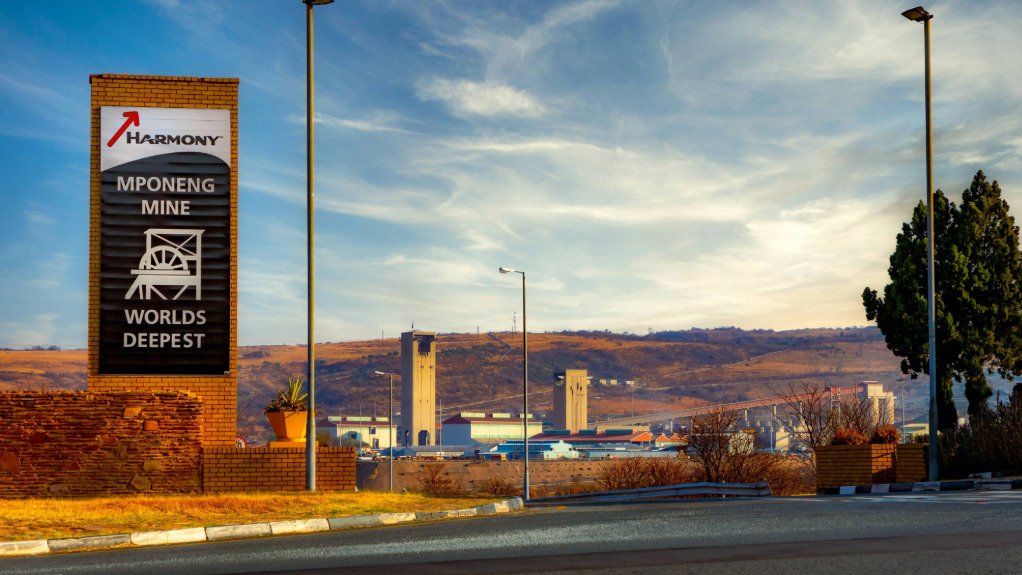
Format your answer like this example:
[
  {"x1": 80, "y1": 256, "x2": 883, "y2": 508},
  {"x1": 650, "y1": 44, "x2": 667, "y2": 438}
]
[
  {"x1": 0, "y1": 350, "x2": 86, "y2": 373},
  {"x1": 0, "y1": 491, "x2": 495, "y2": 541},
  {"x1": 596, "y1": 458, "x2": 696, "y2": 491},
  {"x1": 753, "y1": 455, "x2": 815, "y2": 496},
  {"x1": 478, "y1": 476, "x2": 521, "y2": 497},
  {"x1": 414, "y1": 463, "x2": 467, "y2": 496},
  {"x1": 591, "y1": 454, "x2": 814, "y2": 497}
]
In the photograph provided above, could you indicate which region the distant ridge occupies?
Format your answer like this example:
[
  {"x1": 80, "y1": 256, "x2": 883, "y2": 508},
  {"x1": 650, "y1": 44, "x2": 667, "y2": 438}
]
[{"x1": 1, "y1": 327, "x2": 902, "y2": 443}]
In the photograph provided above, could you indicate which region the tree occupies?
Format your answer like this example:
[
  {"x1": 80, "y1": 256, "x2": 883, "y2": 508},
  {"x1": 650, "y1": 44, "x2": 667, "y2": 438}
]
[
  {"x1": 772, "y1": 382, "x2": 879, "y2": 459},
  {"x1": 863, "y1": 171, "x2": 1022, "y2": 428},
  {"x1": 687, "y1": 409, "x2": 755, "y2": 483},
  {"x1": 771, "y1": 381, "x2": 838, "y2": 456}
]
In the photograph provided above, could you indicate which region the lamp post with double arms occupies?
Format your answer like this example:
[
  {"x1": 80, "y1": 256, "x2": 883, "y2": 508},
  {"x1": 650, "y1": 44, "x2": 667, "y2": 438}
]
[
  {"x1": 901, "y1": 5, "x2": 938, "y2": 481},
  {"x1": 499, "y1": 267, "x2": 529, "y2": 500}
]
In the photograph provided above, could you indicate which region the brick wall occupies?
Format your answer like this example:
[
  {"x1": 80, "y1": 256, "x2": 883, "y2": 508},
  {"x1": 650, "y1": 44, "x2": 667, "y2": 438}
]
[
  {"x1": 895, "y1": 443, "x2": 928, "y2": 483},
  {"x1": 88, "y1": 74, "x2": 239, "y2": 446},
  {"x1": 0, "y1": 391, "x2": 203, "y2": 498},
  {"x1": 203, "y1": 447, "x2": 357, "y2": 493}
]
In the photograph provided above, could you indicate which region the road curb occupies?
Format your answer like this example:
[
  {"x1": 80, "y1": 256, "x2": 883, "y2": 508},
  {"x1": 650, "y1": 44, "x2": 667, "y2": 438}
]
[
  {"x1": 821, "y1": 478, "x2": 1022, "y2": 496},
  {"x1": 269, "y1": 518, "x2": 330, "y2": 535},
  {"x1": 206, "y1": 523, "x2": 272, "y2": 541},
  {"x1": 0, "y1": 539, "x2": 49, "y2": 557},
  {"x1": 0, "y1": 497, "x2": 523, "y2": 557},
  {"x1": 130, "y1": 527, "x2": 207, "y2": 547}
]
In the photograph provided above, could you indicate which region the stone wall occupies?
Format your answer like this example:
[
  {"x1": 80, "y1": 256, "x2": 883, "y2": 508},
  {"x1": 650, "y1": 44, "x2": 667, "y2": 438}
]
[
  {"x1": 0, "y1": 391, "x2": 203, "y2": 498},
  {"x1": 203, "y1": 447, "x2": 357, "y2": 493},
  {"x1": 357, "y1": 458, "x2": 655, "y2": 493}
]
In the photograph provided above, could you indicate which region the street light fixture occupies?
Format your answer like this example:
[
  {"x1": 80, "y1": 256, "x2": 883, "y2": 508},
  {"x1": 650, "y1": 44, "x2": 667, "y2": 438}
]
[
  {"x1": 901, "y1": 5, "x2": 938, "y2": 481},
  {"x1": 374, "y1": 370, "x2": 397, "y2": 491},
  {"x1": 499, "y1": 266, "x2": 530, "y2": 500},
  {"x1": 303, "y1": 0, "x2": 334, "y2": 491},
  {"x1": 901, "y1": 6, "x2": 930, "y2": 22}
]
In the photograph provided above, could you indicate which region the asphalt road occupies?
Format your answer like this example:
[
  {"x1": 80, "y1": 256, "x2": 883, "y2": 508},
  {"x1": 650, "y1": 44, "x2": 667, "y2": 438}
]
[{"x1": 6, "y1": 491, "x2": 1022, "y2": 575}]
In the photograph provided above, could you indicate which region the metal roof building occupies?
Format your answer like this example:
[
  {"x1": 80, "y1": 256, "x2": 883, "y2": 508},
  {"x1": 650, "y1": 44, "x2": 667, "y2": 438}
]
[{"x1": 442, "y1": 412, "x2": 543, "y2": 445}]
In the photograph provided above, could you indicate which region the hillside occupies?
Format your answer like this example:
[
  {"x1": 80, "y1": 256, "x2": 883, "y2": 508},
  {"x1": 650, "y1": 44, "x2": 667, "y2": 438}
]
[{"x1": 1, "y1": 327, "x2": 906, "y2": 442}]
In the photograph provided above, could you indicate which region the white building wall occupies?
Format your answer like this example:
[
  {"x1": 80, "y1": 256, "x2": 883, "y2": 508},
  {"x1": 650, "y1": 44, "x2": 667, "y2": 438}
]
[
  {"x1": 331, "y1": 422, "x2": 396, "y2": 450},
  {"x1": 441, "y1": 420, "x2": 544, "y2": 444}
]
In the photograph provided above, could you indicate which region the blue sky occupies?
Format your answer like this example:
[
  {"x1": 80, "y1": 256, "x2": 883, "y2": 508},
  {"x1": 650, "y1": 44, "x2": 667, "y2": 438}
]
[{"x1": 2, "y1": 0, "x2": 1021, "y2": 349}]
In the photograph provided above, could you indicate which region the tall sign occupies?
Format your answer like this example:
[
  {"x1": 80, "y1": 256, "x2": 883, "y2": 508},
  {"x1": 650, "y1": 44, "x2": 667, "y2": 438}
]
[{"x1": 98, "y1": 106, "x2": 231, "y2": 374}]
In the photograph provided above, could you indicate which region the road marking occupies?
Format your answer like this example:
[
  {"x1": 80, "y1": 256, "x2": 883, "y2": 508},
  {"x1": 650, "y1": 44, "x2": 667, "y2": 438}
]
[
  {"x1": 839, "y1": 492, "x2": 1022, "y2": 504},
  {"x1": 774, "y1": 492, "x2": 1022, "y2": 505}
]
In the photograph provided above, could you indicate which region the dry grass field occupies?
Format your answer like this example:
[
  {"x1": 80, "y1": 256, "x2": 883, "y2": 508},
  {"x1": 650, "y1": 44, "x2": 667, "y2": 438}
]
[{"x1": 0, "y1": 349, "x2": 86, "y2": 391}]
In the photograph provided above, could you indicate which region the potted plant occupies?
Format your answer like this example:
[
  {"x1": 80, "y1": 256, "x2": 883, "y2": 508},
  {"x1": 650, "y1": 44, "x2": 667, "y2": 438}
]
[{"x1": 264, "y1": 376, "x2": 309, "y2": 444}]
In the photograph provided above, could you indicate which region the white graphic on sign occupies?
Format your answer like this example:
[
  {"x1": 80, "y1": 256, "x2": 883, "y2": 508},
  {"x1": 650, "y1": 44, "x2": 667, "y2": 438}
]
[{"x1": 125, "y1": 229, "x2": 204, "y2": 301}]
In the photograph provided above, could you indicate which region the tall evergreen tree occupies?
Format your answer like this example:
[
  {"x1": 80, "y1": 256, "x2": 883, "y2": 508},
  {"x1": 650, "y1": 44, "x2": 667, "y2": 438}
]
[
  {"x1": 863, "y1": 171, "x2": 1022, "y2": 429},
  {"x1": 954, "y1": 172, "x2": 1022, "y2": 415}
]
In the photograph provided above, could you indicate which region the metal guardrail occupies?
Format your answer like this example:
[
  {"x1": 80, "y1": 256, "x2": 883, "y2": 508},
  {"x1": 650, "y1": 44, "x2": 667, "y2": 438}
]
[{"x1": 526, "y1": 481, "x2": 772, "y2": 506}]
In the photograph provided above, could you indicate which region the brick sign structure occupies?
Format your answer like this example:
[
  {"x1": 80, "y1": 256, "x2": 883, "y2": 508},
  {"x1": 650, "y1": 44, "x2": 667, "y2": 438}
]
[{"x1": 88, "y1": 75, "x2": 239, "y2": 446}]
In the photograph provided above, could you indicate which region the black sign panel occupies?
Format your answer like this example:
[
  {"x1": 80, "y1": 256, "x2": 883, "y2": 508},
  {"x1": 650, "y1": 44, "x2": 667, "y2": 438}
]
[{"x1": 99, "y1": 152, "x2": 230, "y2": 374}]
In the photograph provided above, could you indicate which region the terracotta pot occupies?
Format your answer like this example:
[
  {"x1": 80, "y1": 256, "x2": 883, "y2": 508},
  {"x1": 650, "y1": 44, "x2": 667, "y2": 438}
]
[{"x1": 266, "y1": 410, "x2": 308, "y2": 443}]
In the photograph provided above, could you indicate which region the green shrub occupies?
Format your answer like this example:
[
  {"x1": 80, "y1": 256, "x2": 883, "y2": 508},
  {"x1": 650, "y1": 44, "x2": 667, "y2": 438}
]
[{"x1": 940, "y1": 399, "x2": 1022, "y2": 477}]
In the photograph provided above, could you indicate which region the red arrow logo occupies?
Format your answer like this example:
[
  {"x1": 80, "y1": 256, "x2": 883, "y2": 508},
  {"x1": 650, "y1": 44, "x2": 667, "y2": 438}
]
[{"x1": 106, "y1": 111, "x2": 140, "y2": 147}]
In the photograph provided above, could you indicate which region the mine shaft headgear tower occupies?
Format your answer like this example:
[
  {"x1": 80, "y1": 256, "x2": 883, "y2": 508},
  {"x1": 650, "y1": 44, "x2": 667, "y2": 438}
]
[
  {"x1": 553, "y1": 369, "x2": 588, "y2": 433},
  {"x1": 400, "y1": 330, "x2": 436, "y2": 446}
]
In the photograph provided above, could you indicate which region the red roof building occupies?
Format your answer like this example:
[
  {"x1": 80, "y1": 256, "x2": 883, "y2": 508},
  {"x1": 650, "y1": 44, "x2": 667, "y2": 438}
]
[{"x1": 531, "y1": 428, "x2": 655, "y2": 445}]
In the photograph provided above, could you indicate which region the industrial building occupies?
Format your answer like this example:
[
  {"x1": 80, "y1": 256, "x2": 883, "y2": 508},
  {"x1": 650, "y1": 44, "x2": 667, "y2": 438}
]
[
  {"x1": 325, "y1": 415, "x2": 395, "y2": 450},
  {"x1": 531, "y1": 428, "x2": 658, "y2": 446},
  {"x1": 441, "y1": 412, "x2": 543, "y2": 445},
  {"x1": 490, "y1": 439, "x2": 580, "y2": 460}
]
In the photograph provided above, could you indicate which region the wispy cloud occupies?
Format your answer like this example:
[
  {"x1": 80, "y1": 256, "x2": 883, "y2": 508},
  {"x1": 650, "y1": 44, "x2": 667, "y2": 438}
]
[
  {"x1": 319, "y1": 116, "x2": 409, "y2": 134},
  {"x1": 417, "y1": 79, "x2": 547, "y2": 118}
]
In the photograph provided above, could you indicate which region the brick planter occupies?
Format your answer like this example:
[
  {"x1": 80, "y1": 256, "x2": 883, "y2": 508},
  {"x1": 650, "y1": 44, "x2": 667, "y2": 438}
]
[
  {"x1": 816, "y1": 444, "x2": 897, "y2": 489},
  {"x1": 894, "y1": 443, "x2": 928, "y2": 483},
  {"x1": 202, "y1": 446, "x2": 356, "y2": 493}
]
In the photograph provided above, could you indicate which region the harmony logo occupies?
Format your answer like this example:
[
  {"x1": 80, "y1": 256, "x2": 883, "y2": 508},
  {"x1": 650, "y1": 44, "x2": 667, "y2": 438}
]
[{"x1": 106, "y1": 110, "x2": 223, "y2": 148}]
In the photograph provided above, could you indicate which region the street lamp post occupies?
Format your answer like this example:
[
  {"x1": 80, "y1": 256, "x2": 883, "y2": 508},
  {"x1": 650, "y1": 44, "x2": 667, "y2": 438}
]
[
  {"x1": 303, "y1": 0, "x2": 334, "y2": 491},
  {"x1": 373, "y1": 370, "x2": 396, "y2": 491},
  {"x1": 499, "y1": 267, "x2": 529, "y2": 500},
  {"x1": 902, "y1": 5, "x2": 938, "y2": 481},
  {"x1": 897, "y1": 377, "x2": 907, "y2": 440}
]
